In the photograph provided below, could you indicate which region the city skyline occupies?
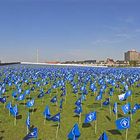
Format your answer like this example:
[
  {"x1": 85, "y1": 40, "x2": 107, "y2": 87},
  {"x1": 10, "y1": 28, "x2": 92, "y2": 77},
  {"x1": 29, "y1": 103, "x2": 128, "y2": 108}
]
[{"x1": 0, "y1": 0, "x2": 140, "y2": 62}]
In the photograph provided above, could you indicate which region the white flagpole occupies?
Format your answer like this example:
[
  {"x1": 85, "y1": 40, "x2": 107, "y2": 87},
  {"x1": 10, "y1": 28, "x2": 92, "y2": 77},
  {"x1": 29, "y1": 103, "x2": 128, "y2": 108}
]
[
  {"x1": 14, "y1": 117, "x2": 16, "y2": 126},
  {"x1": 126, "y1": 128, "x2": 128, "y2": 140},
  {"x1": 56, "y1": 122, "x2": 60, "y2": 139},
  {"x1": 95, "y1": 120, "x2": 97, "y2": 134}
]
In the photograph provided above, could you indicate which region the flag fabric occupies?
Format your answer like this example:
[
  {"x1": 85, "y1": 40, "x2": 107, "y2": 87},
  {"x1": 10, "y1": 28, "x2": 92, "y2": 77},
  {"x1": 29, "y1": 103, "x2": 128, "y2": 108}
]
[
  {"x1": 75, "y1": 98, "x2": 82, "y2": 106},
  {"x1": 67, "y1": 123, "x2": 80, "y2": 140},
  {"x1": 6, "y1": 102, "x2": 12, "y2": 110},
  {"x1": 103, "y1": 98, "x2": 110, "y2": 106},
  {"x1": 118, "y1": 93, "x2": 126, "y2": 101},
  {"x1": 74, "y1": 105, "x2": 82, "y2": 115},
  {"x1": 96, "y1": 94, "x2": 102, "y2": 101},
  {"x1": 50, "y1": 96, "x2": 57, "y2": 103},
  {"x1": 131, "y1": 103, "x2": 140, "y2": 114},
  {"x1": 38, "y1": 92, "x2": 44, "y2": 98},
  {"x1": 26, "y1": 112, "x2": 30, "y2": 129},
  {"x1": 25, "y1": 127, "x2": 38, "y2": 139},
  {"x1": 10, "y1": 104, "x2": 18, "y2": 117},
  {"x1": 0, "y1": 96, "x2": 6, "y2": 103},
  {"x1": 59, "y1": 98, "x2": 64, "y2": 109},
  {"x1": 84, "y1": 112, "x2": 96, "y2": 123},
  {"x1": 43, "y1": 106, "x2": 51, "y2": 119},
  {"x1": 98, "y1": 132, "x2": 108, "y2": 140},
  {"x1": 121, "y1": 103, "x2": 131, "y2": 114},
  {"x1": 116, "y1": 117, "x2": 130, "y2": 130},
  {"x1": 125, "y1": 90, "x2": 132, "y2": 98},
  {"x1": 51, "y1": 113, "x2": 60, "y2": 122},
  {"x1": 17, "y1": 94, "x2": 25, "y2": 101},
  {"x1": 113, "y1": 102, "x2": 117, "y2": 114},
  {"x1": 26, "y1": 99, "x2": 35, "y2": 108}
]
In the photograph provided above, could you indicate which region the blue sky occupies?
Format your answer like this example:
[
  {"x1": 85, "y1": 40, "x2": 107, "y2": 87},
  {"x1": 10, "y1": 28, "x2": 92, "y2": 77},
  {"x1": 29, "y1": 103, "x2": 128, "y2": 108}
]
[{"x1": 0, "y1": 0, "x2": 140, "y2": 62}]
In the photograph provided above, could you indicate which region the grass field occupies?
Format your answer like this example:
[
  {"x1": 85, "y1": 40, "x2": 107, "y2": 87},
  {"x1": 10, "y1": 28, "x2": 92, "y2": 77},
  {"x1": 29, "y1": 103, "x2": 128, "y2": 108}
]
[{"x1": 0, "y1": 65, "x2": 140, "y2": 140}]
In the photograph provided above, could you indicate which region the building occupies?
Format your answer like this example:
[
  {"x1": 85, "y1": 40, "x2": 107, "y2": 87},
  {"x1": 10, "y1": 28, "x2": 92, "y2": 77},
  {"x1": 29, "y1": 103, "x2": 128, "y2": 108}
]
[
  {"x1": 83, "y1": 60, "x2": 96, "y2": 64},
  {"x1": 124, "y1": 50, "x2": 140, "y2": 62},
  {"x1": 106, "y1": 58, "x2": 115, "y2": 66}
]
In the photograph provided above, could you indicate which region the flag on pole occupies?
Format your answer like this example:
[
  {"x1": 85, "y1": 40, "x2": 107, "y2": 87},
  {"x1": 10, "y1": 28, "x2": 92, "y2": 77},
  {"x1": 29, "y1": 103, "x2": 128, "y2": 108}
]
[
  {"x1": 113, "y1": 102, "x2": 117, "y2": 114},
  {"x1": 51, "y1": 113, "x2": 60, "y2": 122},
  {"x1": 103, "y1": 98, "x2": 110, "y2": 106},
  {"x1": 17, "y1": 94, "x2": 25, "y2": 101},
  {"x1": 121, "y1": 103, "x2": 131, "y2": 114},
  {"x1": 67, "y1": 123, "x2": 81, "y2": 140},
  {"x1": 98, "y1": 132, "x2": 108, "y2": 140},
  {"x1": 26, "y1": 99, "x2": 35, "y2": 108},
  {"x1": 50, "y1": 96, "x2": 57, "y2": 103},
  {"x1": 43, "y1": 106, "x2": 51, "y2": 119},
  {"x1": 118, "y1": 93, "x2": 126, "y2": 101},
  {"x1": 25, "y1": 127, "x2": 38, "y2": 139},
  {"x1": 6, "y1": 102, "x2": 12, "y2": 110},
  {"x1": 84, "y1": 112, "x2": 96, "y2": 123},
  {"x1": 115, "y1": 117, "x2": 130, "y2": 130},
  {"x1": 26, "y1": 112, "x2": 30, "y2": 129},
  {"x1": 0, "y1": 96, "x2": 6, "y2": 103},
  {"x1": 10, "y1": 104, "x2": 18, "y2": 117},
  {"x1": 74, "y1": 105, "x2": 82, "y2": 115}
]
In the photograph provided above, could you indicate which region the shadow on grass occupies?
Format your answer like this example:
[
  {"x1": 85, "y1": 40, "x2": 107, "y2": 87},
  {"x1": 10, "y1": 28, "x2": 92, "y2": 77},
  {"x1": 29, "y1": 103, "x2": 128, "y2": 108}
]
[
  {"x1": 82, "y1": 123, "x2": 92, "y2": 128},
  {"x1": 19, "y1": 103, "x2": 26, "y2": 105},
  {"x1": 29, "y1": 108, "x2": 37, "y2": 113},
  {"x1": 118, "y1": 114, "x2": 124, "y2": 118},
  {"x1": 0, "y1": 136, "x2": 4, "y2": 140},
  {"x1": 5, "y1": 96, "x2": 9, "y2": 98},
  {"x1": 73, "y1": 115, "x2": 79, "y2": 118},
  {"x1": 106, "y1": 115, "x2": 111, "y2": 121},
  {"x1": 16, "y1": 115, "x2": 22, "y2": 120},
  {"x1": 87, "y1": 103, "x2": 100, "y2": 109},
  {"x1": 26, "y1": 97, "x2": 32, "y2": 100},
  {"x1": 0, "y1": 130, "x2": 4, "y2": 133},
  {"x1": 136, "y1": 133, "x2": 140, "y2": 139},
  {"x1": 136, "y1": 119, "x2": 140, "y2": 123},
  {"x1": 107, "y1": 129, "x2": 122, "y2": 135},
  {"x1": 51, "y1": 124, "x2": 59, "y2": 127}
]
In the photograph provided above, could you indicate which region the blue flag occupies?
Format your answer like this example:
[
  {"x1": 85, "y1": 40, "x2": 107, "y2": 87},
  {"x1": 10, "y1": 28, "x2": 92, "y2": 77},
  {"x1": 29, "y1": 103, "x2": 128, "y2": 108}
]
[
  {"x1": 17, "y1": 94, "x2": 25, "y2": 101},
  {"x1": 116, "y1": 117, "x2": 130, "y2": 130},
  {"x1": 26, "y1": 112, "x2": 30, "y2": 129},
  {"x1": 67, "y1": 123, "x2": 80, "y2": 140},
  {"x1": 0, "y1": 96, "x2": 6, "y2": 103},
  {"x1": 121, "y1": 103, "x2": 131, "y2": 114},
  {"x1": 59, "y1": 98, "x2": 64, "y2": 109},
  {"x1": 98, "y1": 132, "x2": 108, "y2": 140},
  {"x1": 84, "y1": 112, "x2": 96, "y2": 123},
  {"x1": 113, "y1": 102, "x2": 117, "y2": 114},
  {"x1": 26, "y1": 99, "x2": 35, "y2": 108},
  {"x1": 51, "y1": 113, "x2": 60, "y2": 122},
  {"x1": 96, "y1": 94, "x2": 102, "y2": 101},
  {"x1": 50, "y1": 96, "x2": 57, "y2": 103},
  {"x1": 75, "y1": 98, "x2": 82, "y2": 106},
  {"x1": 74, "y1": 105, "x2": 82, "y2": 115},
  {"x1": 10, "y1": 104, "x2": 18, "y2": 117},
  {"x1": 125, "y1": 90, "x2": 132, "y2": 98},
  {"x1": 38, "y1": 92, "x2": 44, "y2": 98},
  {"x1": 25, "y1": 127, "x2": 38, "y2": 139},
  {"x1": 131, "y1": 103, "x2": 140, "y2": 114},
  {"x1": 103, "y1": 98, "x2": 110, "y2": 106},
  {"x1": 6, "y1": 102, "x2": 12, "y2": 110},
  {"x1": 43, "y1": 106, "x2": 51, "y2": 119}
]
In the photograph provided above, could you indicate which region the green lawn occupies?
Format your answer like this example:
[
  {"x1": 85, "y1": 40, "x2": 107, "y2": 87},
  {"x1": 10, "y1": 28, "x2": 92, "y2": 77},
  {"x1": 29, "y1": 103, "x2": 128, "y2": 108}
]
[{"x1": 0, "y1": 66, "x2": 140, "y2": 140}]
